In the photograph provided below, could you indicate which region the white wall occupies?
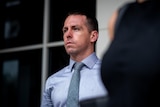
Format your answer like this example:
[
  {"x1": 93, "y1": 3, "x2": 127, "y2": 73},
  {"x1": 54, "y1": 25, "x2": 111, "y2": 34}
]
[{"x1": 96, "y1": 0, "x2": 134, "y2": 59}]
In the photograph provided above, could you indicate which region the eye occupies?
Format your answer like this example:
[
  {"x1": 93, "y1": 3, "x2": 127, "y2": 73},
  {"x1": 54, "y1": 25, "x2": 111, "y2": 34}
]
[
  {"x1": 73, "y1": 27, "x2": 80, "y2": 31},
  {"x1": 62, "y1": 28, "x2": 67, "y2": 33}
]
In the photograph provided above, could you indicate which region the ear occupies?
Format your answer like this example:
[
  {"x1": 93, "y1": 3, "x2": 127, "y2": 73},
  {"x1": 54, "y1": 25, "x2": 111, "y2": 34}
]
[{"x1": 90, "y1": 30, "x2": 98, "y2": 42}]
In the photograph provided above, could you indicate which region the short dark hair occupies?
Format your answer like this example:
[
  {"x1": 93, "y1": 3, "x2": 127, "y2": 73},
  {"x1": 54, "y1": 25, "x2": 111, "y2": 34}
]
[{"x1": 64, "y1": 10, "x2": 99, "y2": 32}]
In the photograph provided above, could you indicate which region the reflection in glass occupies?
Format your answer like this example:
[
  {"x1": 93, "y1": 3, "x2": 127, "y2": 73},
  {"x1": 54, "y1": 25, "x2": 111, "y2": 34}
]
[
  {"x1": 1, "y1": 49, "x2": 42, "y2": 107},
  {"x1": 0, "y1": 0, "x2": 44, "y2": 49},
  {"x1": 2, "y1": 60, "x2": 19, "y2": 107},
  {"x1": 4, "y1": 19, "x2": 20, "y2": 39},
  {"x1": 3, "y1": 60, "x2": 19, "y2": 84}
]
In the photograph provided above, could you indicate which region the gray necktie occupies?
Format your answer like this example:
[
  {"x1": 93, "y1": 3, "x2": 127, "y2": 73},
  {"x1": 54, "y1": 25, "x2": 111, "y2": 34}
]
[{"x1": 66, "y1": 62, "x2": 85, "y2": 107}]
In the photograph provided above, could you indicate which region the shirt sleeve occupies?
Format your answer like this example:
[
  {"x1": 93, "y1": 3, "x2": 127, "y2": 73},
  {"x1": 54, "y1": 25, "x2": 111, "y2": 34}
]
[{"x1": 40, "y1": 80, "x2": 53, "y2": 107}]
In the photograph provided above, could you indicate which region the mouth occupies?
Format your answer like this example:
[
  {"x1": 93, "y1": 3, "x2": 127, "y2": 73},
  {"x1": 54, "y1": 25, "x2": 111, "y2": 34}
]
[
  {"x1": 66, "y1": 41, "x2": 73, "y2": 45},
  {"x1": 65, "y1": 41, "x2": 73, "y2": 47}
]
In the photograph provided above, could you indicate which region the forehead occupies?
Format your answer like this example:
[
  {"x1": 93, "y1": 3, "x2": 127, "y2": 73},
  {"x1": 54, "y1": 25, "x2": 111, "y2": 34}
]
[{"x1": 64, "y1": 15, "x2": 87, "y2": 26}]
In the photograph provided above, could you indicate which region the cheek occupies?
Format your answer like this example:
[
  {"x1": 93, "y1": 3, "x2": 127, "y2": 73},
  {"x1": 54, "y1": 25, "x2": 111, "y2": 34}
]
[
  {"x1": 74, "y1": 32, "x2": 90, "y2": 44},
  {"x1": 81, "y1": 37, "x2": 90, "y2": 45}
]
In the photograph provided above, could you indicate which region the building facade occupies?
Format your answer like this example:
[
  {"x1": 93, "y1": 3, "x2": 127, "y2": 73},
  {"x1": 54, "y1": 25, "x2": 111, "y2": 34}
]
[{"x1": 0, "y1": 0, "x2": 131, "y2": 106}]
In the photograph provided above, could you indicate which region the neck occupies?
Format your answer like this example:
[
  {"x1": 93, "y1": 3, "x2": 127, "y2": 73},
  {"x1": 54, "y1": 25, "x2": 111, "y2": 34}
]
[{"x1": 70, "y1": 51, "x2": 94, "y2": 62}]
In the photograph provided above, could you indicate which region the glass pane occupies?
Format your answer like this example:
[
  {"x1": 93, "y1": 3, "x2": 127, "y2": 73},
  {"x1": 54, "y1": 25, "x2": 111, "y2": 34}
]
[
  {"x1": 0, "y1": 49, "x2": 42, "y2": 107},
  {"x1": 48, "y1": 46, "x2": 69, "y2": 77},
  {"x1": 0, "y1": 0, "x2": 44, "y2": 49},
  {"x1": 49, "y1": 0, "x2": 96, "y2": 42}
]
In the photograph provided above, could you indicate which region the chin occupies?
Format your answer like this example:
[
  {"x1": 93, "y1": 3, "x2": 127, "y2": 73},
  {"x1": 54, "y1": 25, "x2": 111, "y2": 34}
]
[{"x1": 67, "y1": 50, "x2": 77, "y2": 55}]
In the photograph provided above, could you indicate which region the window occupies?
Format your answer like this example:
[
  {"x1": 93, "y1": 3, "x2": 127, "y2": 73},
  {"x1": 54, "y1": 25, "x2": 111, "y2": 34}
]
[
  {"x1": 0, "y1": 49, "x2": 42, "y2": 107},
  {"x1": 0, "y1": 0, "x2": 44, "y2": 49},
  {"x1": 0, "y1": 0, "x2": 96, "y2": 106},
  {"x1": 48, "y1": 46, "x2": 69, "y2": 77}
]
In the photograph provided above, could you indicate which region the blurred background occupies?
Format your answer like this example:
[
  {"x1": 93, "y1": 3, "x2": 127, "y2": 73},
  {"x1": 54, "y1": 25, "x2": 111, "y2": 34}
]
[{"x1": 0, "y1": 0, "x2": 133, "y2": 107}]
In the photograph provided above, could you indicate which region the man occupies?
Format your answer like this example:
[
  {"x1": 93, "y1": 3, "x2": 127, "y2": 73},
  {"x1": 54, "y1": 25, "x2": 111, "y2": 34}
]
[{"x1": 41, "y1": 11, "x2": 107, "y2": 107}]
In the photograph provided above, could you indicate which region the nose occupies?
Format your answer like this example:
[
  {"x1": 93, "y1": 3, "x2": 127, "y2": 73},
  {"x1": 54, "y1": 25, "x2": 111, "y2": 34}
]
[{"x1": 64, "y1": 29, "x2": 72, "y2": 39}]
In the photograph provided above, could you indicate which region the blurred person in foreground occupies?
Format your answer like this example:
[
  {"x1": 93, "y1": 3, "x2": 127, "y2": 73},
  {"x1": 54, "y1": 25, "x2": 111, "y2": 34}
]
[
  {"x1": 40, "y1": 11, "x2": 107, "y2": 107},
  {"x1": 101, "y1": 0, "x2": 160, "y2": 107}
]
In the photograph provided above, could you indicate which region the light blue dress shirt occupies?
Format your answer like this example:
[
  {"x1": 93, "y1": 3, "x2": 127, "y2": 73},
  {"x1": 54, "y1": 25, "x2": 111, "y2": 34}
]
[{"x1": 41, "y1": 52, "x2": 108, "y2": 107}]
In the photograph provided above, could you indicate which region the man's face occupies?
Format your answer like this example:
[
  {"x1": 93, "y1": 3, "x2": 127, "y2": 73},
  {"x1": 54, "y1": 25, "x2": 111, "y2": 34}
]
[{"x1": 62, "y1": 15, "x2": 93, "y2": 56}]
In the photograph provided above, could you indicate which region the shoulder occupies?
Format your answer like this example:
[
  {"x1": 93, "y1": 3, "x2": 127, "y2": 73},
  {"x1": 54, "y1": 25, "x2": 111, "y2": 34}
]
[
  {"x1": 45, "y1": 66, "x2": 68, "y2": 86},
  {"x1": 108, "y1": 2, "x2": 135, "y2": 41}
]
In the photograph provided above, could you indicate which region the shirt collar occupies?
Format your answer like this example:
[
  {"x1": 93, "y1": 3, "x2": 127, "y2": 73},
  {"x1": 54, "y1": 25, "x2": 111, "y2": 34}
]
[
  {"x1": 82, "y1": 52, "x2": 99, "y2": 69},
  {"x1": 68, "y1": 52, "x2": 99, "y2": 70}
]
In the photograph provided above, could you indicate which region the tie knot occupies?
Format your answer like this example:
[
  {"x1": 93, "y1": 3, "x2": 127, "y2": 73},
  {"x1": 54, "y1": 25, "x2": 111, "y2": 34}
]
[{"x1": 74, "y1": 62, "x2": 84, "y2": 71}]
